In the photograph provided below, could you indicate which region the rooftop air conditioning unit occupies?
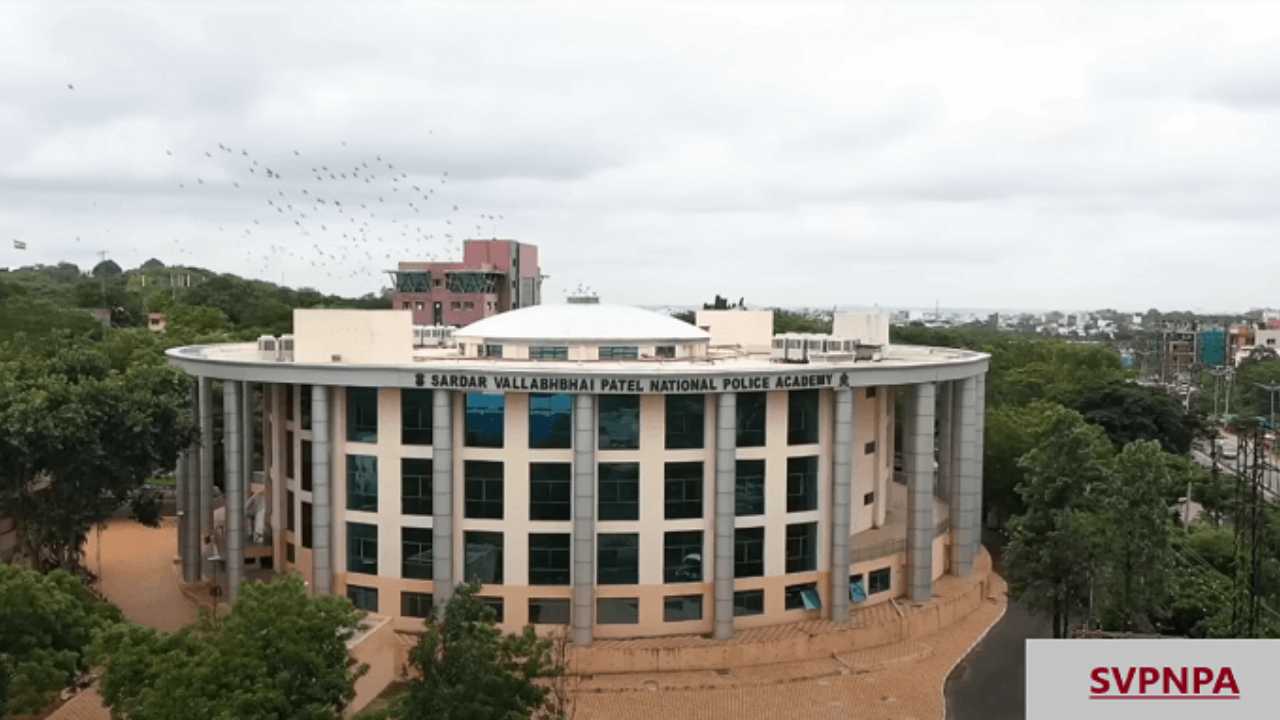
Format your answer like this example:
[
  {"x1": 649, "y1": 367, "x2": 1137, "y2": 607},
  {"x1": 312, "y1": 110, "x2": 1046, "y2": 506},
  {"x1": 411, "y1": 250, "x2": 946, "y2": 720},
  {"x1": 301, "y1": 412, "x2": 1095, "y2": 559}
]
[
  {"x1": 256, "y1": 335, "x2": 277, "y2": 361},
  {"x1": 277, "y1": 335, "x2": 295, "y2": 362}
]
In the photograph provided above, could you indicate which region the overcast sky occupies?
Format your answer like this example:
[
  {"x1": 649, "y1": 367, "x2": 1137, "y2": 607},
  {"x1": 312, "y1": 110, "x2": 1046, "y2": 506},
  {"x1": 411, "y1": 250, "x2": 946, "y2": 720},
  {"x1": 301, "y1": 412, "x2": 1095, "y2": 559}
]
[{"x1": 3, "y1": 2, "x2": 1280, "y2": 312}]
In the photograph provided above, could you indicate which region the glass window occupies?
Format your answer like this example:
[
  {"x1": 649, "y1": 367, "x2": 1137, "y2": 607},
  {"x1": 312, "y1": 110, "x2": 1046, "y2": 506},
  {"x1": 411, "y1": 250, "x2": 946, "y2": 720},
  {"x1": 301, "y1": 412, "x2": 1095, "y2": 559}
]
[
  {"x1": 347, "y1": 584, "x2": 378, "y2": 612},
  {"x1": 529, "y1": 394, "x2": 572, "y2": 449},
  {"x1": 598, "y1": 395, "x2": 640, "y2": 449},
  {"x1": 785, "y1": 522, "x2": 818, "y2": 573},
  {"x1": 598, "y1": 463, "x2": 639, "y2": 521},
  {"x1": 664, "y1": 461, "x2": 703, "y2": 520},
  {"x1": 347, "y1": 387, "x2": 378, "y2": 443},
  {"x1": 864, "y1": 440, "x2": 876, "y2": 455},
  {"x1": 785, "y1": 582, "x2": 822, "y2": 611},
  {"x1": 786, "y1": 456, "x2": 819, "y2": 513},
  {"x1": 464, "y1": 460, "x2": 504, "y2": 519},
  {"x1": 597, "y1": 597, "x2": 639, "y2": 624},
  {"x1": 347, "y1": 522, "x2": 378, "y2": 575},
  {"x1": 401, "y1": 389, "x2": 432, "y2": 445},
  {"x1": 286, "y1": 490, "x2": 295, "y2": 531},
  {"x1": 401, "y1": 591, "x2": 433, "y2": 619},
  {"x1": 866, "y1": 387, "x2": 877, "y2": 398},
  {"x1": 346, "y1": 455, "x2": 378, "y2": 512},
  {"x1": 479, "y1": 596, "x2": 504, "y2": 622},
  {"x1": 402, "y1": 458, "x2": 432, "y2": 515},
  {"x1": 464, "y1": 531, "x2": 503, "y2": 585},
  {"x1": 285, "y1": 431, "x2": 294, "y2": 479},
  {"x1": 402, "y1": 527, "x2": 432, "y2": 580},
  {"x1": 735, "y1": 527, "x2": 764, "y2": 578},
  {"x1": 301, "y1": 439, "x2": 313, "y2": 491},
  {"x1": 528, "y1": 598, "x2": 570, "y2": 625},
  {"x1": 529, "y1": 463, "x2": 571, "y2": 521},
  {"x1": 285, "y1": 384, "x2": 294, "y2": 421},
  {"x1": 300, "y1": 384, "x2": 312, "y2": 430},
  {"x1": 655, "y1": 345, "x2": 676, "y2": 359},
  {"x1": 735, "y1": 459, "x2": 765, "y2": 516},
  {"x1": 465, "y1": 393, "x2": 504, "y2": 448},
  {"x1": 285, "y1": 543, "x2": 295, "y2": 564},
  {"x1": 599, "y1": 345, "x2": 638, "y2": 360},
  {"x1": 529, "y1": 346, "x2": 569, "y2": 360},
  {"x1": 482, "y1": 343, "x2": 503, "y2": 358},
  {"x1": 597, "y1": 533, "x2": 639, "y2": 585},
  {"x1": 863, "y1": 491, "x2": 875, "y2": 506},
  {"x1": 869, "y1": 567, "x2": 891, "y2": 594},
  {"x1": 664, "y1": 395, "x2": 704, "y2": 449},
  {"x1": 663, "y1": 531, "x2": 703, "y2": 583},
  {"x1": 787, "y1": 390, "x2": 819, "y2": 445},
  {"x1": 733, "y1": 589, "x2": 764, "y2": 616},
  {"x1": 528, "y1": 533, "x2": 571, "y2": 585},
  {"x1": 736, "y1": 392, "x2": 767, "y2": 447},
  {"x1": 301, "y1": 502, "x2": 312, "y2": 548},
  {"x1": 663, "y1": 594, "x2": 703, "y2": 622}
]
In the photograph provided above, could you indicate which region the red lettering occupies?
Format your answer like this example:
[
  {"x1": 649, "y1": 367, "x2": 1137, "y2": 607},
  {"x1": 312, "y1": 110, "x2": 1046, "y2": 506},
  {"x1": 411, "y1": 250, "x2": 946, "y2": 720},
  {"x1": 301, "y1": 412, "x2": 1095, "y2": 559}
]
[
  {"x1": 1215, "y1": 668, "x2": 1240, "y2": 695},
  {"x1": 1114, "y1": 667, "x2": 1137, "y2": 694},
  {"x1": 1090, "y1": 667, "x2": 1110, "y2": 694},
  {"x1": 1138, "y1": 667, "x2": 1159, "y2": 692},
  {"x1": 1165, "y1": 667, "x2": 1187, "y2": 694},
  {"x1": 1194, "y1": 667, "x2": 1214, "y2": 693}
]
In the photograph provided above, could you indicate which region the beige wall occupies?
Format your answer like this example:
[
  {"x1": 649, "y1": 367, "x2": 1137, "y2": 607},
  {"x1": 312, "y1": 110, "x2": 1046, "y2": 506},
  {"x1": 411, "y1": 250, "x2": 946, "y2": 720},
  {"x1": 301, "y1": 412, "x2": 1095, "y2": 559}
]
[
  {"x1": 833, "y1": 311, "x2": 891, "y2": 346},
  {"x1": 695, "y1": 309, "x2": 774, "y2": 352},
  {"x1": 265, "y1": 380, "x2": 925, "y2": 639},
  {"x1": 293, "y1": 309, "x2": 414, "y2": 364}
]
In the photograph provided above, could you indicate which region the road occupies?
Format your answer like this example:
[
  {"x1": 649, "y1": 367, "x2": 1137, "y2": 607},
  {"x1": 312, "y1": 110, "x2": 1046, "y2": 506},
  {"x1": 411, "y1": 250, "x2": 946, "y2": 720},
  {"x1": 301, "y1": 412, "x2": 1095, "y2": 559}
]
[{"x1": 944, "y1": 538, "x2": 1052, "y2": 720}]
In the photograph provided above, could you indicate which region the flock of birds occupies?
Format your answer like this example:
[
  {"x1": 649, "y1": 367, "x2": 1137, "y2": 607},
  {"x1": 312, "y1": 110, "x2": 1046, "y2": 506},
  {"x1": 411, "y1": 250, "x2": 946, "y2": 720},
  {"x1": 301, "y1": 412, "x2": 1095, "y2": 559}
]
[{"x1": 11, "y1": 81, "x2": 520, "y2": 293}]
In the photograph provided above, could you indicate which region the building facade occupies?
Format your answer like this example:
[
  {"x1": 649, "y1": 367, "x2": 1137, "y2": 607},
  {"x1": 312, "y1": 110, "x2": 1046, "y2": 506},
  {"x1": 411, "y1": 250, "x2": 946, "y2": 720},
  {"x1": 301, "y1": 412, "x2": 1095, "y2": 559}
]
[
  {"x1": 387, "y1": 239, "x2": 541, "y2": 327},
  {"x1": 167, "y1": 304, "x2": 988, "y2": 643}
]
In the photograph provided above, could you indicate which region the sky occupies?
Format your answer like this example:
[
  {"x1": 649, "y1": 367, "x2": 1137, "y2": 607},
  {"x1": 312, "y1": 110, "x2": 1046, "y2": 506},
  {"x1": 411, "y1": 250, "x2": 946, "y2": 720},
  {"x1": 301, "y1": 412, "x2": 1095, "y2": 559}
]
[{"x1": 3, "y1": 2, "x2": 1280, "y2": 312}]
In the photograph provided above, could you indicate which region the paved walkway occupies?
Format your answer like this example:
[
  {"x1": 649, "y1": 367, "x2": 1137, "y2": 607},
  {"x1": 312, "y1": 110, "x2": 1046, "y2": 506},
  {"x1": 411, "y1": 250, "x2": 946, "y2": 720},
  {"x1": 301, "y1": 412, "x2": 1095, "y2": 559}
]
[
  {"x1": 82, "y1": 518, "x2": 200, "y2": 632},
  {"x1": 573, "y1": 576, "x2": 1008, "y2": 720}
]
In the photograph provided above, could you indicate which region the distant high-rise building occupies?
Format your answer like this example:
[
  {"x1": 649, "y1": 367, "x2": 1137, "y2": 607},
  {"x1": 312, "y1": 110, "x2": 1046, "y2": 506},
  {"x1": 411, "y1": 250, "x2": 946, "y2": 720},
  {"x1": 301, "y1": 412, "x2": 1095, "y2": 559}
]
[{"x1": 387, "y1": 239, "x2": 541, "y2": 326}]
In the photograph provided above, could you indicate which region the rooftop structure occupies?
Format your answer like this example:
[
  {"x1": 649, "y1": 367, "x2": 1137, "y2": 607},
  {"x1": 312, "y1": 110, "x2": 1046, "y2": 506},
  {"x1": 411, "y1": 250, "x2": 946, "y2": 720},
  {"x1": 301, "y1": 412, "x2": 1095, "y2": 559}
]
[
  {"x1": 387, "y1": 238, "x2": 541, "y2": 327},
  {"x1": 166, "y1": 303, "x2": 988, "y2": 645}
]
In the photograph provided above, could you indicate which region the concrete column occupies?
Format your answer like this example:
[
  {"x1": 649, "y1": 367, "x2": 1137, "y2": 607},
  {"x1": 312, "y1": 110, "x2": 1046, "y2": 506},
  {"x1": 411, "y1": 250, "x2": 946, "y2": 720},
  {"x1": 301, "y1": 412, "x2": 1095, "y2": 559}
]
[
  {"x1": 974, "y1": 373, "x2": 987, "y2": 546},
  {"x1": 937, "y1": 382, "x2": 954, "y2": 501},
  {"x1": 241, "y1": 382, "x2": 253, "y2": 494},
  {"x1": 183, "y1": 443, "x2": 201, "y2": 583},
  {"x1": 175, "y1": 448, "x2": 187, "y2": 573},
  {"x1": 198, "y1": 376, "x2": 214, "y2": 580},
  {"x1": 713, "y1": 392, "x2": 737, "y2": 640},
  {"x1": 223, "y1": 381, "x2": 244, "y2": 603},
  {"x1": 572, "y1": 393, "x2": 596, "y2": 645},
  {"x1": 432, "y1": 390, "x2": 455, "y2": 609},
  {"x1": 905, "y1": 382, "x2": 936, "y2": 602},
  {"x1": 311, "y1": 385, "x2": 333, "y2": 595},
  {"x1": 829, "y1": 388, "x2": 854, "y2": 623},
  {"x1": 949, "y1": 377, "x2": 980, "y2": 576}
]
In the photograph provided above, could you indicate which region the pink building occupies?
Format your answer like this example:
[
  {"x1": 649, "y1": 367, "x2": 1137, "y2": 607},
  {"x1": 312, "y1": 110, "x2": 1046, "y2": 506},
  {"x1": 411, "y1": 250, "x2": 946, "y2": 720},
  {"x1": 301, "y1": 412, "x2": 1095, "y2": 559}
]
[{"x1": 388, "y1": 239, "x2": 541, "y2": 326}]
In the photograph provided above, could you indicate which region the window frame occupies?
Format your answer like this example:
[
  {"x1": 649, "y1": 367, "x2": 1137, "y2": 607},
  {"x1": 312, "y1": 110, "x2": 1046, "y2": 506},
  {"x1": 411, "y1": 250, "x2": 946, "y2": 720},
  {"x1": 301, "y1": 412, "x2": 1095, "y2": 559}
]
[
  {"x1": 464, "y1": 460, "x2": 504, "y2": 520},
  {"x1": 346, "y1": 387, "x2": 378, "y2": 443},
  {"x1": 597, "y1": 533, "x2": 640, "y2": 585},
  {"x1": 663, "y1": 594, "x2": 703, "y2": 622},
  {"x1": 528, "y1": 393, "x2": 573, "y2": 450},
  {"x1": 664, "y1": 394, "x2": 705, "y2": 450},
  {"x1": 598, "y1": 394, "x2": 640, "y2": 450},
  {"x1": 346, "y1": 454, "x2": 378, "y2": 512},
  {"x1": 528, "y1": 533, "x2": 571, "y2": 586},
  {"x1": 401, "y1": 389, "x2": 433, "y2": 445},
  {"x1": 734, "y1": 526, "x2": 765, "y2": 578},
  {"x1": 401, "y1": 526, "x2": 433, "y2": 580},
  {"x1": 464, "y1": 531, "x2": 504, "y2": 585},
  {"x1": 787, "y1": 389, "x2": 819, "y2": 445},
  {"x1": 401, "y1": 458, "x2": 432, "y2": 516},
  {"x1": 529, "y1": 462, "x2": 571, "y2": 521},
  {"x1": 663, "y1": 530, "x2": 703, "y2": 583},
  {"x1": 736, "y1": 392, "x2": 767, "y2": 447},
  {"x1": 785, "y1": 521, "x2": 818, "y2": 574},
  {"x1": 346, "y1": 522, "x2": 378, "y2": 575},
  {"x1": 663, "y1": 461, "x2": 703, "y2": 520},
  {"x1": 598, "y1": 462, "x2": 640, "y2": 521},
  {"x1": 464, "y1": 393, "x2": 505, "y2": 448},
  {"x1": 735, "y1": 459, "x2": 765, "y2": 516},
  {"x1": 786, "y1": 455, "x2": 819, "y2": 513}
]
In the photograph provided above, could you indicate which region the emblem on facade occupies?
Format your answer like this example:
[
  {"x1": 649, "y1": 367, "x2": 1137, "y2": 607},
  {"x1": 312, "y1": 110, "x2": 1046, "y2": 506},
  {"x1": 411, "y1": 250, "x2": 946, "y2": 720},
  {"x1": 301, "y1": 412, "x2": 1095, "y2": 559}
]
[{"x1": 414, "y1": 372, "x2": 425, "y2": 387}]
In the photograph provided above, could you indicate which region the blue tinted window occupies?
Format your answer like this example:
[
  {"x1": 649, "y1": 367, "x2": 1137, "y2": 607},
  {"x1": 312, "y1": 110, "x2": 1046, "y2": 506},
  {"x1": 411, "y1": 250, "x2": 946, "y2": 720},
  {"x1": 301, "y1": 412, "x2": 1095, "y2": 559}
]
[
  {"x1": 347, "y1": 388, "x2": 378, "y2": 443},
  {"x1": 736, "y1": 392, "x2": 767, "y2": 447},
  {"x1": 465, "y1": 393, "x2": 504, "y2": 448},
  {"x1": 346, "y1": 455, "x2": 378, "y2": 512},
  {"x1": 346, "y1": 522, "x2": 378, "y2": 575},
  {"x1": 664, "y1": 394, "x2": 704, "y2": 449},
  {"x1": 598, "y1": 395, "x2": 640, "y2": 449},
  {"x1": 529, "y1": 393, "x2": 572, "y2": 449}
]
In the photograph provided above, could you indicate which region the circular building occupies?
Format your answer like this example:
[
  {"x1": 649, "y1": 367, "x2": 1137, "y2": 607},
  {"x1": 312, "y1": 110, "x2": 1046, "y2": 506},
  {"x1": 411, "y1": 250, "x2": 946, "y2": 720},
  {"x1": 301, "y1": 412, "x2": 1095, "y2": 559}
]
[{"x1": 167, "y1": 303, "x2": 988, "y2": 643}]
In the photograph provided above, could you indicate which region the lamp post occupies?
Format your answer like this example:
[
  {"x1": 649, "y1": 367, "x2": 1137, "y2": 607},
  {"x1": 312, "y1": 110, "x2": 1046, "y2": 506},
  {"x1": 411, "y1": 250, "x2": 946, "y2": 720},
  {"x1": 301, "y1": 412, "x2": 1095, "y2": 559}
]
[{"x1": 1253, "y1": 382, "x2": 1280, "y2": 493}]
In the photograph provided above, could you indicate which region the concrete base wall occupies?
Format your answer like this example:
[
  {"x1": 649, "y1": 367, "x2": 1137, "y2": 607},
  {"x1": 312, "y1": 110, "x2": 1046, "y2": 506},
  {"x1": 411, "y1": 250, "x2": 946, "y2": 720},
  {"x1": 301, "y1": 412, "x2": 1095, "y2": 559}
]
[{"x1": 346, "y1": 615, "x2": 401, "y2": 718}]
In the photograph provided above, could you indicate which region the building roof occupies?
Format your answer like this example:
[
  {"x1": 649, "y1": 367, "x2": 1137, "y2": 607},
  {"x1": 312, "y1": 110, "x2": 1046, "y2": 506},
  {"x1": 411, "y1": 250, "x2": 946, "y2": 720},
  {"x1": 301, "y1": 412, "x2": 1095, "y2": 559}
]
[{"x1": 456, "y1": 303, "x2": 711, "y2": 344}]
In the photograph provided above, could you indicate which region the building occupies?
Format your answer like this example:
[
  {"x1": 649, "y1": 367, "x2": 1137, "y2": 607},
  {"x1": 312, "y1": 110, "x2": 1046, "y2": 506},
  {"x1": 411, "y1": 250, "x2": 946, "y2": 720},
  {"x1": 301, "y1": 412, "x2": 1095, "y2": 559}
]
[
  {"x1": 1154, "y1": 325, "x2": 1198, "y2": 383},
  {"x1": 694, "y1": 309, "x2": 774, "y2": 353},
  {"x1": 166, "y1": 303, "x2": 988, "y2": 644},
  {"x1": 1198, "y1": 327, "x2": 1226, "y2": 367},
  {"x1": 387, "y1": 239, "x2": 541, "y2": 327}
]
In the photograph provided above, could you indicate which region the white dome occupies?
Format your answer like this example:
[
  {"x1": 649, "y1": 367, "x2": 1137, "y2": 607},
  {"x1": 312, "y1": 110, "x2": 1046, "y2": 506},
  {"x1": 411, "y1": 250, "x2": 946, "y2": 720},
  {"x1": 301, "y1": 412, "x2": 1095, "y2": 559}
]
[{"x1": 458, "y1": 304, "x2": 710, "y2": 344}]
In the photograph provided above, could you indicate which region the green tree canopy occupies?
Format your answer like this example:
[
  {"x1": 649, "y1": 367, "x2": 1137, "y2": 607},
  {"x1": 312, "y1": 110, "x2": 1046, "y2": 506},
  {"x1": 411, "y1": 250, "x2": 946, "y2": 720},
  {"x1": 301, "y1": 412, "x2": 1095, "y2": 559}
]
[
  {"x1": 1076, "y1": 381, "x2": 1201, "y2": 454},
  {"x1": 397, "y1": 583, "x2": 563, "y2": 720},
  {"x1": 91, "y1": 259, "x2": 122, "y2": 277},
  {"x1": 0, "y1": 564, "x2": 122, "y2": 716},
  {"x1": 95, "y1": 575, "x2": 365, "y2": 720}
]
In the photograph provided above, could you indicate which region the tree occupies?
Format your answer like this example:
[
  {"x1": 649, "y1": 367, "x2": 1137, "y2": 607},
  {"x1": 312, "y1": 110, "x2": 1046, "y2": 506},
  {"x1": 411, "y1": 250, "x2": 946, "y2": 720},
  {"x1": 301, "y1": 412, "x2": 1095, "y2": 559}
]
[
  {"x1": 91, "y1": 259, "x2": 122, "y2": 277},
  {"x1": 95, "y1": 575, "x2": 365, "y2": 720},
  {"x1": 397, "y1": 583, "x2": 564, "y2": 720},
  {"x1": 140, "y1": 258, "x2": 166, "y2": 270},
  {"x1": 0, "y1": 564, "x2": 122, "y2": 716},
  {"x1": 982, "y1": 401, "x2": 1065, "y2": 523},
  {"x1": 1075, "y1": 381, "x2": 1199, "y2": 454},
  {"x1": 1093, "y1": 441, "x2": 1177, "y2": 631},
  {"x1": 0, "y1": 334, "x2": 195, "y2": 571},
  {"x1": 1004, "y1": 406, "x2": 1113, "y2": 638}
]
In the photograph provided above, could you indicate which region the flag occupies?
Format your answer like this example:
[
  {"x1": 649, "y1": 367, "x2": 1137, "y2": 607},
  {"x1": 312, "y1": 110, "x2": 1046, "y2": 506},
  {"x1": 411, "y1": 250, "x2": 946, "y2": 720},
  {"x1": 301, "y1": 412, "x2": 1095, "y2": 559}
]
[{"x1": 12, "y1": 239, "x2": 26, "y2": 250}]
